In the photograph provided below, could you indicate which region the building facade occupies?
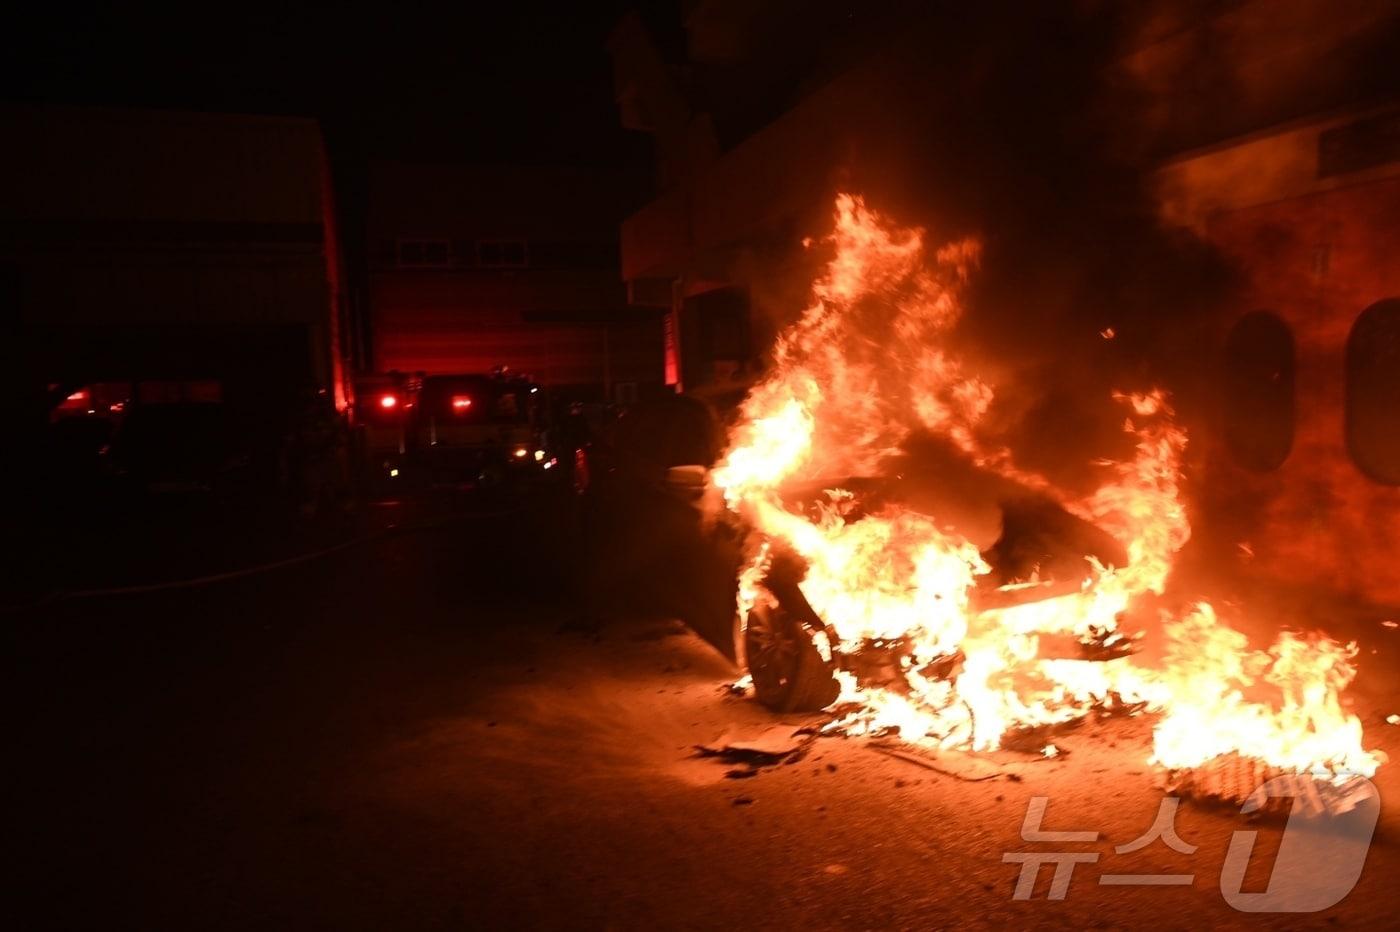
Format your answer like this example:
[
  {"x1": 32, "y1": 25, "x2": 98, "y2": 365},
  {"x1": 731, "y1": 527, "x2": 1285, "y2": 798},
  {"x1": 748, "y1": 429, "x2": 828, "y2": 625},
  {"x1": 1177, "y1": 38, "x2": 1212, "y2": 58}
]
[
  {"x1": 366, "y1": 161, "x2": 662, "y2": 402},
  {"x1": 0, "y1": 104, "x2": 354, "y2": 425}
]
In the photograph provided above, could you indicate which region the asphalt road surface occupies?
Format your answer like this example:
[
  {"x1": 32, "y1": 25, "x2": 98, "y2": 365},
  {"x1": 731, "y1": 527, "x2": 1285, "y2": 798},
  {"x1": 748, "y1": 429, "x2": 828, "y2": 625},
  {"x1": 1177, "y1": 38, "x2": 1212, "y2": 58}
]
[{"x1": 11, "y1": 502, "x2": 1400, "y2": 930}]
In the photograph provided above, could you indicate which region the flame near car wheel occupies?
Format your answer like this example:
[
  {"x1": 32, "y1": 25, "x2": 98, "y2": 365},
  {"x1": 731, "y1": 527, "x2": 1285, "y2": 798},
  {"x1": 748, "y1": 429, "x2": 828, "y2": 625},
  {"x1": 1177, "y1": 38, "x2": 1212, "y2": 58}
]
[{"x1": 743, "y1": 602, "x2": 840, "y2": 713}]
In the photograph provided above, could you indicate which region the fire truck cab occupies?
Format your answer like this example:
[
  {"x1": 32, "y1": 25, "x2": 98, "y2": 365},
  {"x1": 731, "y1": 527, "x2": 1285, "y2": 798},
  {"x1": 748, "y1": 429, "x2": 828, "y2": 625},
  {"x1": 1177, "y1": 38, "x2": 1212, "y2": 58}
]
[
  {"x1": 411, "y1": 372, "x2": 557, "y2": 489},
  {"x1": 353, "y1": 372, "x2": 417, "y2": 490}
]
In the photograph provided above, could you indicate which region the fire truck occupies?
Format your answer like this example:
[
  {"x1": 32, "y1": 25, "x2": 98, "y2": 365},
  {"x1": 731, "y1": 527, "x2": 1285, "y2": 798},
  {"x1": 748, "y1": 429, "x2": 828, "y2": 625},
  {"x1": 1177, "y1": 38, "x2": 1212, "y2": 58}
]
[
  {"x1": 352, "y1": 372, "x2": 416, "y2": 491},
  {"x1": 354, "y1": 370, "x2": 569, "y2": 492}
]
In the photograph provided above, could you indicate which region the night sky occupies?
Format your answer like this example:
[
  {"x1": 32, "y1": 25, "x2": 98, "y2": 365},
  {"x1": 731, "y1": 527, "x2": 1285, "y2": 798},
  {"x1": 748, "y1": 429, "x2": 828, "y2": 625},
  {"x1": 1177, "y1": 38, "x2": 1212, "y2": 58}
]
[
  {"x1": 2, "y1": 5, "x2": 659, "y2": 167},
  {"x1": 2, "y1": 3, "x2": 679, "y2": 318}
]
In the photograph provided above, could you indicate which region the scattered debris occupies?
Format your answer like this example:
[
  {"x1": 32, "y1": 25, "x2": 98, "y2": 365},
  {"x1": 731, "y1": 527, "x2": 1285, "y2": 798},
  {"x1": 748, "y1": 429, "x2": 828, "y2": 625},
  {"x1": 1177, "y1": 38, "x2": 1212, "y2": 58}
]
[
  {"x1": 1162, "y1": 754, "x2": 1376, "y2": 818},
  {"x1": 695, "y1": 725, "x2": 814, "y2": 777},
  {"x1": 727, "y1": 674, "x2": 754, "y2": 696},
  {"x1": 1036, "y1": 628, "x2": 1137, "y2": 662},
  {"x1": 732, "y1": 796, "x2": 754, "y2": 806},
  {"x1": 868, "y1": 740, "x2": 1004, "y2": 782},
  {"x1": 701, "y1": 726, "x2": 810, "y2": 760},
  {"x1": 1387, "y1": 714, "x2": 1400, "y2": 725},
  {"x1": 1042, "y1": 744, "x2": 1059, "y2": 758},
  {"x1": 1382, "y1": 620, "x2": 1398, "y2": 629},
  {"x1": 836, "y1": 637, "x2": 934, "y2": 689},
  {"x1": 1094, "y1": 695, "x2": 1150, "y2": 719},
  {"x1": 1000, "y1": 719, "x2": 1083, "y2": 754}
]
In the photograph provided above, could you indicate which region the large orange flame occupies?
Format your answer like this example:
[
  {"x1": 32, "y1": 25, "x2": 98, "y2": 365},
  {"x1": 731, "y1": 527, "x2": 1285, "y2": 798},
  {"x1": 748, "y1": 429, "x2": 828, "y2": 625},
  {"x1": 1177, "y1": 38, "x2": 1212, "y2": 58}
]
[{"x1": 716, "y1": 194, "x2": 1379, "y2": 779}]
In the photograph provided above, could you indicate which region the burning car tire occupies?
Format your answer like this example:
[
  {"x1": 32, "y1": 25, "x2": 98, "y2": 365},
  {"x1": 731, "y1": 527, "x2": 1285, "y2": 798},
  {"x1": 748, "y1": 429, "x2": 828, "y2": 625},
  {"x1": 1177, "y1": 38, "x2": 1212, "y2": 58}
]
[{"x1": 743, "y1": 602, "x2": 839, "y2": 712}]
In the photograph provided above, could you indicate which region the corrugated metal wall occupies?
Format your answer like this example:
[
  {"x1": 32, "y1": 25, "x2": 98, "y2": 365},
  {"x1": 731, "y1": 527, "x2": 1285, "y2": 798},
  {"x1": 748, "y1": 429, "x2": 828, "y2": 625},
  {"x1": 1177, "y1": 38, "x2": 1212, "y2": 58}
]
[
  {"x1": 370, "y1": 267, "x2": 660, "y2": 389},
  {"x1": 375, "y1": 307, "x2": 661, "y2": 386},
  {"x1": 366, "y1": 161, "x2": 661, "y2": 394}
]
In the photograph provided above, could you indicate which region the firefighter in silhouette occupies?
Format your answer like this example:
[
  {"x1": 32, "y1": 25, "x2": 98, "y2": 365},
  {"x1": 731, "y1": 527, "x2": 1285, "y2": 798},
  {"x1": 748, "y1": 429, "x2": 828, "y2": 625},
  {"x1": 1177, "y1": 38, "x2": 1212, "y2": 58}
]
[{"x1": 289, "y1": 389, "x2": 349, "y2": 519}]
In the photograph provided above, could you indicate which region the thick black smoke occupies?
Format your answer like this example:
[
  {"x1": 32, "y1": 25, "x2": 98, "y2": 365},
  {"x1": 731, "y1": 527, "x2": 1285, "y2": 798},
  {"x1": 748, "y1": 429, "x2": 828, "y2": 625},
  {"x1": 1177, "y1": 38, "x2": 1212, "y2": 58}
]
[
  {"x1": 825, "y1": 4, "x2": 1230, "y2": 493},
  {"x1": 739, "y1": 1, "x2": 1397, "y2": 495}
]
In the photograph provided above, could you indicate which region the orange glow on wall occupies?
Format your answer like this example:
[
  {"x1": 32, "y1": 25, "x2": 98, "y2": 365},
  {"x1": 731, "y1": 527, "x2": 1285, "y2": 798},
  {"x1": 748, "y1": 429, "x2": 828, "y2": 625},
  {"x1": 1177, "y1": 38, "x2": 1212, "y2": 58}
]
[{"x1": 663, "y1": 308, "x2": 680, "y2": 387}]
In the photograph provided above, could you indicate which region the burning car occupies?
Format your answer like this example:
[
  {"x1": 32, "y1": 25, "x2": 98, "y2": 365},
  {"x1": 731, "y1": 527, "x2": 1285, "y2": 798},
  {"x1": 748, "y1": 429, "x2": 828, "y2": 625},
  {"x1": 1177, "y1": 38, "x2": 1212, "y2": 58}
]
[
  {"x1": 736, "y1": 486, "x2": 1133, "y2": 716},
  {"x1": 689, "y1": 194, "x2": 1380, "y2": 789}
]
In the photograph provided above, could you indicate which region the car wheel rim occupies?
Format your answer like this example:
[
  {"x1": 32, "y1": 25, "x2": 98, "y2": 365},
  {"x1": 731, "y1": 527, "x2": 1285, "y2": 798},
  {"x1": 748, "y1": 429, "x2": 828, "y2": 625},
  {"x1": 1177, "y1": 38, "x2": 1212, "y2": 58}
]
[{"x1": 746, "y1": 607, "x2": 798, "y2": 696}]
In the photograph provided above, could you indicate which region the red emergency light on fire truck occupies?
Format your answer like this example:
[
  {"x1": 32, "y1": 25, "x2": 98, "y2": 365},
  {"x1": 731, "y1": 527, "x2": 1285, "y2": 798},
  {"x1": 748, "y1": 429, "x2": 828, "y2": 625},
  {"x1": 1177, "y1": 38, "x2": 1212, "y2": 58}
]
[{"x1": 352, "y1": 368, "x2": 571, "y2": 492}]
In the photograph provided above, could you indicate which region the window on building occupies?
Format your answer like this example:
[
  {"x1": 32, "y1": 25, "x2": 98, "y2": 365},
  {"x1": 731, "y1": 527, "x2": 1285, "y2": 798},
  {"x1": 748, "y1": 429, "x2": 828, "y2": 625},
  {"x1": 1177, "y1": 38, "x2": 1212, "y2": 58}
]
[
  {"x1": 683, "y1": 286, "x2": 751, "y2": 386},
  {"x1": 396, "y1": 238, "x2": 451, "y2": 268},
  {"x1": 1346, "y1": 298, "x2": 1400, "y2": 484},
  {"x1": 478, "y1": 239, "x2": 528, "y2": 268},
  {"x1": 1223, "y1": 310, "x2": 1295, "y2": 472}
]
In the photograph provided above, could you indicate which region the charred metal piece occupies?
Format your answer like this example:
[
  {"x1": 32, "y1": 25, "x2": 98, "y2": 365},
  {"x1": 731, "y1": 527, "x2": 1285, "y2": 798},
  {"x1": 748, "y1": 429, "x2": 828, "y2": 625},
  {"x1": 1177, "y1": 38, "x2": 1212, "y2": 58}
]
[
  {"x1": 836, "y1": 637, "x2": 912, "y2": 690},
  {"x1": 1093, "y1": 692, "x2": 1149, "y2": 718},
  {"x1": 1075, "y1": 626, "x2": 1139, "y2": 661},
  {"x1": 982, "y1": 495, "x2": 1129, "y2": 588},
  {"x1": 915, "y1": 649, "x2": 965, "y2": 682},
  {"x1": 999, "y1": 718, "x2": 1085, "y2": 754},
  {"x1": 1162, "y1": 755, "x2": 1375, "y2": 818},
  {"x1": 1036, "y1": 628, "x2": 1139, "y2": 662}
]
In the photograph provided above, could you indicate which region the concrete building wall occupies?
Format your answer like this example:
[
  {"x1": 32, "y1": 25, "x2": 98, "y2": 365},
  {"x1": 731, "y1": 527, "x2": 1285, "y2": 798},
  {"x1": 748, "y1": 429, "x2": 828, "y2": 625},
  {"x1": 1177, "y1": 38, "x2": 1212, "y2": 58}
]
[
  {"x1": 366, "y1": 161, "x2": 661, "y2": 398},
  {"x1": 0, "y1": 105, "x2": 344, "y2": 396},
  {"x1": 1159, "y1": 109, "x2": 1400, "y2": 602}
]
